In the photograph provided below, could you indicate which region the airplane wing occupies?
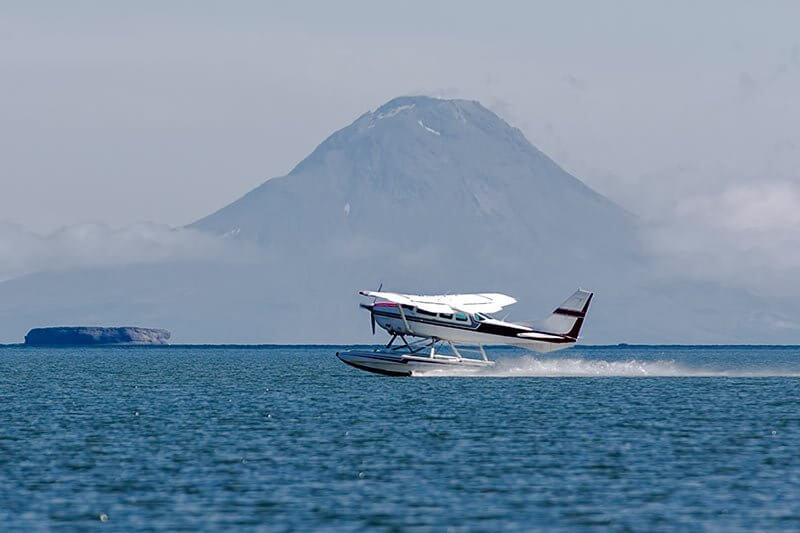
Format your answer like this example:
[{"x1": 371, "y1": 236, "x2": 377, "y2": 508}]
[
  {"x1": 359, "y1": 291, "x2": 516, "y2": 314},
  {"x1": 358, "y1": 291, "x2": 454, "y2": 313},
  {"x1": 436, "y1": 293, "x2": 516, "y2": 314}
]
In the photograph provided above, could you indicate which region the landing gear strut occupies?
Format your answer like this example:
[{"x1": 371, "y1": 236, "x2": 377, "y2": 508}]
[{"x1": 383, "y1": 335, "x2": 487, "y2": 362}]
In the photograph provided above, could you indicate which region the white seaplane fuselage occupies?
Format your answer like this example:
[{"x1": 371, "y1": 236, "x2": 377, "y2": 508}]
[
  {"x1": 336, "y1": 289, "x2": 593, "y2": 377},
  {"x1": 369, "y1": 302, "x2": 571, "y2": 352}
]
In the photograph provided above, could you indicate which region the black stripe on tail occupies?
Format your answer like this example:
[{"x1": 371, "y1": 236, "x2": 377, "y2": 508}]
[{"x1": 563, "y1": 293, "x2": 594, "y2": 340}]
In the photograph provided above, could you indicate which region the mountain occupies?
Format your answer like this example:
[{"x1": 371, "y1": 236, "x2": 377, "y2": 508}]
[
  {"x1": 194, "y1": 96, "x2": 637, "y2": 273},
  {"x1": 1, "y1": 96, "x2": 798, "y2": 344},
  {"x1": 191, "y1": 96, "x2": 644, "y2": 314}
]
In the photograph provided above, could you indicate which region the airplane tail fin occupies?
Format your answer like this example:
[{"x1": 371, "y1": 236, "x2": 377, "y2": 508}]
[{"x1": 530, "y1": 289, "x2": 594, "y2": 339}]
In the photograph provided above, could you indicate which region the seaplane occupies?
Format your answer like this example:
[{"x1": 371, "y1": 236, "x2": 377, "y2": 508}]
[{"x1": 336, "y1": 288, "x2": 593, "y2": 376}]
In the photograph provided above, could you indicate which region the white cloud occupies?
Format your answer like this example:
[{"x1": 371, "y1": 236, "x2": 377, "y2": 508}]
[
  {"x1": 642, "y1": 181, "x2": 800, "y2": 295},
  {"x1": 0, "y1": 222, "x2": 258, "y2": 281}
]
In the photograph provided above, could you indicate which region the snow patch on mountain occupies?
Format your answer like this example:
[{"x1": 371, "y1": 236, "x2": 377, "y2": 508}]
[
  {"x1": 375, "y1": 103, "x2": 415, "y2": 120},
  {"x1": 418, "y1": 120, "x2": 441, "y2": 135}
]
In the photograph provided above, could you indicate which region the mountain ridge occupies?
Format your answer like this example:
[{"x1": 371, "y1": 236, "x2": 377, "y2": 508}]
[
  {"x1": 0, "y1": 95, "x2": 797, "y2": 344},
  {"x1": 192, "y1": 95, "x2": 637, "y2": 270},
  {"x1": 199, "y1": 96, "x2": 629, "y2": 225}
]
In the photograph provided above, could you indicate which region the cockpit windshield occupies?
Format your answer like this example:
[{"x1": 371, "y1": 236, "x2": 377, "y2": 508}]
[{"x1": 473, "y1": 313, "x2": 491, "y2": 322}]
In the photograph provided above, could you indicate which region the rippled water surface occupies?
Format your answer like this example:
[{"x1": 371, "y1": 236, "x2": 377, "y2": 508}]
[{"x1": 2, "y1": 345, "x2": 800, "y2": 530}]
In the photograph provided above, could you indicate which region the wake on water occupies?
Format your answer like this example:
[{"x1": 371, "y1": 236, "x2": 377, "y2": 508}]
[{"x1": 414, "y1": 355, "x2": 800, "y2": 378}]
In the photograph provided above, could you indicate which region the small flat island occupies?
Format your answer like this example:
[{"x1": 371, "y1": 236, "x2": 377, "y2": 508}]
[{"x1": 24, "y1": 327, "x2": 171, "y2": 346}]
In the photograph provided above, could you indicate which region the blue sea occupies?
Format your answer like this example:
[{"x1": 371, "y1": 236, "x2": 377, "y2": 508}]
[{"x1": 2, "y1": 345, "x2": 800, "y2": 531}]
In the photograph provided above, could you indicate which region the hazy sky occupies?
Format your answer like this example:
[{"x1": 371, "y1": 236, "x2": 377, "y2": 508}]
[
  {"x1": 2, "y1": 1, "x2": 799, "y2": 294},
  {"x1": 1, "y1": 1, "x2": 796, "y2": 227}
]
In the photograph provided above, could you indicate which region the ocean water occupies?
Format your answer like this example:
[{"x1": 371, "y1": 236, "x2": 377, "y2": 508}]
[{"x1": 2, "y1": 345, "x2": 800, "y2": 531}]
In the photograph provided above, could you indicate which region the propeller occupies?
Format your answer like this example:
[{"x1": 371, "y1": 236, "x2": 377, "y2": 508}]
[{"x1": 370, "y1": 282, "x2": 382, "y2": 335}]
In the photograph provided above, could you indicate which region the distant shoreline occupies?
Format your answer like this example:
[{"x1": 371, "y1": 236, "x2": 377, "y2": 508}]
[{"x1": 1, "y1": 343, "x2": 799, "y2": 349}]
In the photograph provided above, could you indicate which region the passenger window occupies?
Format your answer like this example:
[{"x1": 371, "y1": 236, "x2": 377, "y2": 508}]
[
  {"x1": 401, "y1": 304, "x2": 414, "y2": 310},
  {"x1": 439, "y1": 313, "x2": 453, "y2": 320},
  {"x1": 417, "y1": 308, "x2": 436, "y2": 316},
  {"x1": 455, "y1": 313, "x2": 468, "y2": 321}
]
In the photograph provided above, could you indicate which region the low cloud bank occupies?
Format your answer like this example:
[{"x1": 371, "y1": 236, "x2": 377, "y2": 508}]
[
  {"x1": 3, "y1": 180, "x2": 799, "y2": 306},
  {"x1": 642, "y1": 180, "x2": 800, "y2": 297},
  {"x1": 0, "y1": 221, "x2": 259, "y2": 281}
]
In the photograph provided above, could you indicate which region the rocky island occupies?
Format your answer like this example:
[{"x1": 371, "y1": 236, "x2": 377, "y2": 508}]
[{"x1": 24, "y1": 327, "x2": 171, "y2": 346}]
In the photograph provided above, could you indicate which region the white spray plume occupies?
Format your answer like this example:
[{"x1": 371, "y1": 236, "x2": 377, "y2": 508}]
[{"x1": 414, "y1": 355, "x2": 800, "y2": 378}]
